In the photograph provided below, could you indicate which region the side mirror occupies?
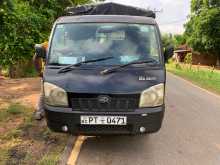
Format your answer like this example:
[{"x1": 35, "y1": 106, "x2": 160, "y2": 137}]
[
  {"x1": 164, "y1": 45, "x2": 174, "y2": 63},
  {"x1": 35, "y1": 44, "x2": 46, "y2": 59}
]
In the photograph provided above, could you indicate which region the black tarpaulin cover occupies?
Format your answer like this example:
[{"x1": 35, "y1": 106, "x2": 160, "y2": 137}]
[{"x1": 64, "y1": 2, "x2": 156, "y2": 18}]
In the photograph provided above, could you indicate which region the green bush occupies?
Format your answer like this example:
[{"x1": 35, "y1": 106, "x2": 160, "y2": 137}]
[{"x1": 0, "y1": 0, "x2": 93, "y2": 78}]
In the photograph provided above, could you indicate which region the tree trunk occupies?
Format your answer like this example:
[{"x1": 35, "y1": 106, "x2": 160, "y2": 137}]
[
  {"x1": 8, "y1": 60, "x2": 35, "y2": 78},
  {"x1": 217, "y1": 55, "x2": 220, "y2": 67},
  {"x1": 9, "y1": 64, "x2": 17, "y2": 78},
  {"x1": 0, "y1": 66, "x2": 2, "y2": 76}
]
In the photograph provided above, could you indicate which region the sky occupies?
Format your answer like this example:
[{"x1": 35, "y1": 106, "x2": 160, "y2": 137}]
[{"x1": 105, "y1": 0, "x2": 191, "y2": 34}]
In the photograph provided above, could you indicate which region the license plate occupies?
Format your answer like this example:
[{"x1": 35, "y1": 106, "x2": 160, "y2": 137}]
[{"x1": 80, "y1": 116, "x2": 127, "y2": 125}]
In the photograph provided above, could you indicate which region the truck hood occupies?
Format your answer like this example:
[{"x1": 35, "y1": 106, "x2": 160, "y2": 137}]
[{"x1": 43, "y1": 67, "x2": 165, "y2": 94}]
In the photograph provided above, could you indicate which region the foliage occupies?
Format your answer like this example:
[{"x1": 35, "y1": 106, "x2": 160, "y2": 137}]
[
  {"x1": 0, "y1": 1, "x2": 49, "y2": 67},
  {"x1": 173, "y1": 34, "x2": 186, "y2": 48},
  {"x1": 191, "y1": 0, "x2": 220, "y2": 14},
  {"x1": 162, "y1": 33, "x2": 174, "y2": 48},
  {"x1": 162, "y1": 33, "x2": 186, "y2": 49},
  {"x1": 185, "y1": 0, "x2": 220, "y2": 58},
  {"x1": 0, "y1": 0, "x2": 94, "y2": 76}
]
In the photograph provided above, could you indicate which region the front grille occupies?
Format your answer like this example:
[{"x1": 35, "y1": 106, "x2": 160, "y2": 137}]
[{"x1": 68, "y1": 93, "x2": 140, "y2": 112}]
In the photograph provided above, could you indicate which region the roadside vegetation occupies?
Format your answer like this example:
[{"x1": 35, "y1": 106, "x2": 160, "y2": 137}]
[
  {"x1": 0, "y1": 103, "x2": 69, "y2": 165},
  {"x1": 166, "y1": 59, "x2": 220, "y2": 95},
  {"x1": 0, "y1": 0, "x2": 102, "y2": 78}
]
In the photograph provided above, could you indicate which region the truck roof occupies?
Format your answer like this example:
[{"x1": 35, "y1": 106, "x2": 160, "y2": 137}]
[
  {"x1": 64, "y1": 2, "x2": 156, "y2": 18},
  {"x1": 56, "y1": 15, "x2": 157, "y2": 25}
]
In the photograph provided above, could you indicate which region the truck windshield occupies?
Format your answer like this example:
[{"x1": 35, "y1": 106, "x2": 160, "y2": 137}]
[{"x1": 49, "y1": 23, "x2": 161, "y2": 66}]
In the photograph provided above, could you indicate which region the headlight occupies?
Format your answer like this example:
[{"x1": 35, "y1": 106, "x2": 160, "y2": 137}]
[
  {"x1": 43, "y1": 82, "x2": 68, "y2": 107},
  {"x1": 139, "y1": 83, "x2": 164, "y2": 108}
]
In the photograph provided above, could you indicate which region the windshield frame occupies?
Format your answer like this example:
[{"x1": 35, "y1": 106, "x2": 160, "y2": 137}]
[{"x1": 46, "y1": 22, "x2": 163, "y2": 68}]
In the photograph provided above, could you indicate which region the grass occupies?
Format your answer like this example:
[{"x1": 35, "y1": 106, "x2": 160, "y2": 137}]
[
  {"x1": 0, "y1": 104, "x2": 69, "y2": 165},
  {"x1": 0, "y1": 104, "x2": 25, "y2": 122},
  {"x1": 38, "y1": 151, "x2": 62, "y2": 165},
  {"x1": 166, "y1": 61, "x2": 220, "y2": 95}
]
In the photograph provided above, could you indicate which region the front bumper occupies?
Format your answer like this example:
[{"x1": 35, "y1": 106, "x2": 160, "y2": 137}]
[{"x1": 44, "y1": 105, "x2": 165, "y2": 135}]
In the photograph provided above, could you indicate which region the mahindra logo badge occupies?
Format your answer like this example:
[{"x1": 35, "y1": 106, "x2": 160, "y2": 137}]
[{"x1": 98, "y1": 95, "x2": 111, "y2": 104}]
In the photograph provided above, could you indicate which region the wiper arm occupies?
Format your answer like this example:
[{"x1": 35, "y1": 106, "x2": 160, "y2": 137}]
[
  {"x1": 101, "y1": 59, "x2": 158, "y2": 75},
  {"x1": 58, "y1": 56, "x2": 114, "y2": 73}
]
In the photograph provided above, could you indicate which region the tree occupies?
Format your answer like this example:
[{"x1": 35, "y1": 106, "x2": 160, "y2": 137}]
[
  {"x1": 184, "y1": 0, "x2": 220, "y2": 66},
  {"x1": 162, "y1": 33, "x2": 186, "y2": 50},
  {"x1": 162, "y1": 33, "x2": 174, "y2": 48},
  {"x1": 0, "y1": 0, "x2": 96, "y2": 77},
  {"x1": 191, "y1": 0, "x2": 220, "y2": 14},
  {"x1": 173, "y1": 34, "x2": 186, "y2": 48}
]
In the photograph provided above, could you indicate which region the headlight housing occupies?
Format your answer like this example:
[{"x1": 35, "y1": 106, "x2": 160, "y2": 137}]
[
  {"x1": 43, "y1": 82, "x2": 68, "y2": 107},
  {"x1": 139, "y1": 83, "x2": 164, "y2": 108}
]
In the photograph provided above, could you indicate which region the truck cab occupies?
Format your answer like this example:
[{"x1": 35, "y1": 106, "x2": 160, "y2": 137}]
[{"x1": 35, "y1": 3, "x2": 173, "y2": 135}]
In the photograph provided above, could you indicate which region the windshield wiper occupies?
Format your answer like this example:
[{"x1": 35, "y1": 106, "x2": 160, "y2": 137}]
[
  {"x1": 58, "y1": 56, "x2": 114, "y2": 73},
  {"x1": 101, "y1": 59, "x2": 158, "y2": 75}
]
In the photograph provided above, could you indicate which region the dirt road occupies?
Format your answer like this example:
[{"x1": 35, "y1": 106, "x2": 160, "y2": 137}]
[
  {"x1": 0, "y1": 77, "x2": 41, "y2": 108},
  {"x1": 0, "y1": 78, "x2": 70, "y2": 165}
]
